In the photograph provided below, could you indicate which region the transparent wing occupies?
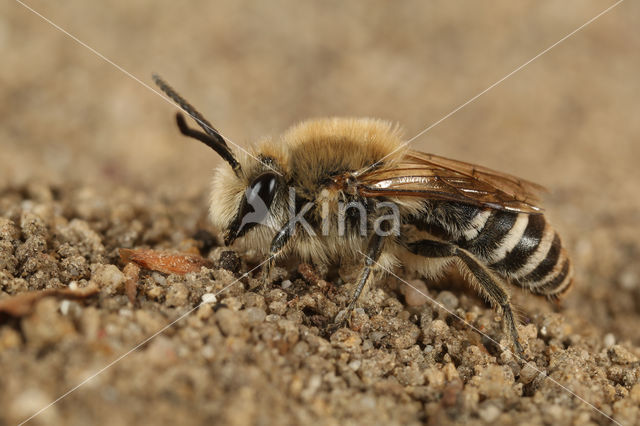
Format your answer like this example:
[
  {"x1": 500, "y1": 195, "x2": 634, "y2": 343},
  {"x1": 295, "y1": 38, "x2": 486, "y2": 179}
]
[{"x1": 356, "y1": 150, "x2": 546, "y2": 213}]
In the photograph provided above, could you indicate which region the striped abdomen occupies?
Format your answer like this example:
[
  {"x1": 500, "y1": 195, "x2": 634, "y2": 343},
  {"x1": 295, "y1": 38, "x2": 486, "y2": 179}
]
[{"x1": 454, "y1": 208, "x2": 573, "y2": 297}]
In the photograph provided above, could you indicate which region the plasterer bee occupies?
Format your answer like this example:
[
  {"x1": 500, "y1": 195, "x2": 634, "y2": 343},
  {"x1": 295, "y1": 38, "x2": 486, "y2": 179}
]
[{"x1": 153, "y1": 75, "x2": 573, "y2": 356}]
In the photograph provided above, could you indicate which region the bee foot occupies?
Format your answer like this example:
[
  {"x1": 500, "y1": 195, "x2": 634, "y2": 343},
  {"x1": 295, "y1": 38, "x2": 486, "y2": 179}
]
[
  {"x1": 325, "y1": 308, "x2": 354, "y2": 336},
  {"x1": 325, "y1": 320, "x2": 344, "y2": 337}
]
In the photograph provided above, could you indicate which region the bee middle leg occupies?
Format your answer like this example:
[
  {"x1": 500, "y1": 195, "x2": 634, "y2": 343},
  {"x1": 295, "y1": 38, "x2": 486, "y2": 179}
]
[
  {"x1": 330, "y1": 233, "x2": 385, "y2": 330},
  {"x1": 407, "y1": 239, "x2": 524, "y2": 357}
]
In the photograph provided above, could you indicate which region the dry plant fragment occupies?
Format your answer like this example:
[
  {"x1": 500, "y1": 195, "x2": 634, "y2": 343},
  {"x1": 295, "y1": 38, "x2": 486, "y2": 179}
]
[
  {"x1": 298, "y1": 263, "x2": 321, "y2": 285},
  {"x1": 298, "y1": 263, "x2": 332, "y2": 291},
  {"x1": 123, "y1": 262, "x2": 141, "y2": 305},
  {"x1": 119, "y1": 248, "x2": 212, "y2": 275},
  {"x1": 0, "y1": 286, "x2": 99, "y2": 318}
]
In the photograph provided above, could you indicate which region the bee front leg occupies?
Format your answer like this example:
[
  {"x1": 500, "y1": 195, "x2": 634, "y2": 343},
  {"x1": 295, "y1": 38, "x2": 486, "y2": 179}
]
[
  {"x1": 406, "y1": 239, "x2": 524, "y2": 359},
  {"x1": 330, "y1": 234, "x2": 385, "y2": 331},
  {"x1": 259, "y1": 224, "x2": 293, "y2": 287}
]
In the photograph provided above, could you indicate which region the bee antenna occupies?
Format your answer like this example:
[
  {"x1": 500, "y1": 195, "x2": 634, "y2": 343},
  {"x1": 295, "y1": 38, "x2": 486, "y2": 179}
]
[{"x1": 152, "y1": 74, "x2": 241, "y2": 174}]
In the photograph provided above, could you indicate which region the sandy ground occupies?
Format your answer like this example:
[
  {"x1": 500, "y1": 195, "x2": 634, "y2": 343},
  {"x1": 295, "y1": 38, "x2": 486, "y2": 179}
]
[{"x1": 1, "y1": 1, "x2": 640, "y2": 425}]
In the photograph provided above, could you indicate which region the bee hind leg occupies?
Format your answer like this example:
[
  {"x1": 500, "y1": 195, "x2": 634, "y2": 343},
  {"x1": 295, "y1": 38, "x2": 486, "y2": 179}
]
[{"x1": 406, "y1": 239, "x2": 524, "y2": 359}]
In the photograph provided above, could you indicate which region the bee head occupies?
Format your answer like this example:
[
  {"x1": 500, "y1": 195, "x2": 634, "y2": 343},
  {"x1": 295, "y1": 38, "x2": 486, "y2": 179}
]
[{"x1": 207, "y1": 149, "x2": 289, "y2": 248}]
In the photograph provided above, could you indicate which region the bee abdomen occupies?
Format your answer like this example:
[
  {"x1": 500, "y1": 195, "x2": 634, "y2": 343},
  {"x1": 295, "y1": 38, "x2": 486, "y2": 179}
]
[
  {"x1": 458, "y1": 209, "x2": 573, "y2": 297},
  {"x1": 507, "y1": 226, "x2": 573, "y2": 298}
]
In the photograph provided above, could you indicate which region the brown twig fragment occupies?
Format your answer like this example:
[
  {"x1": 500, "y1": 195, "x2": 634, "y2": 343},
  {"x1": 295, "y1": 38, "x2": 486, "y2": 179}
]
[
  {"x1": 119, "y1": 248, "x2": 212, "y2": 275},
  {"x1": 123, "y1": 262, "x2": 141, "y2": 305},
  {"x1": 0, "y1": 286, "x2": 99, "y2": 318}
]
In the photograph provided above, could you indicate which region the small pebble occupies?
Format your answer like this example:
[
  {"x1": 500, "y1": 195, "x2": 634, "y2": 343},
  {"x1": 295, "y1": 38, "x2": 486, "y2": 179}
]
[
  {"x1": 202, "y1": 293, "x2": 218, "y2": 304},
  {"x1": 519, "y1": 361, "x2": 540, "y2": 384},
  {"x1": 165, "y1": 282, "x2": 189, "y2": 307},
  {"x1": 216, "y1": 308, "x2": 242, "y2": 336},
  {"x1": 436, "y1": 290, "x2": 459, "y2": 311},
  {"x1": 59, "y1": 300, "x2": 71, "y2": 316},
  {"x1": 91, "y1": 264, "x2": 125, "y2": 295},
  {"x1": 401, "y1": 279, "x2": 430, "y2": 307},
  {"x1": 330, "y1": 328, "x2": 362, "y2": 353},
  {"x1": 281, "y1": 279, "x2": 293, "y2": 290},
  {"x1": 608, "y1": 345, "x2": 638, "y2": 364},
  {"x1": 244, "y1": 307, "x2": 266, "y2": 325},
  {"x1": 604, "y1": 333, "x2": 616, "y2": 348},
  {"x1": 619, "y1": 269, "x2": 638, "y2": 290},
  {"x1": 479, "y1": 403, "x2": 501, "y2": 423}
]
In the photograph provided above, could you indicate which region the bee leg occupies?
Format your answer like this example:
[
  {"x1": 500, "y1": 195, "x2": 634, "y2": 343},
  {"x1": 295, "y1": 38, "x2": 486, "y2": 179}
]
[
  {"x1": 258, "y1": 224, "x2": 293, "y2": 289},
  {"x1": 455, "y1": 249, "x2": 524, "y2": 358},
  {"x1": 407, "y1": 240, "x2": 524, "y2": 359},
  {"x1": 330, "y1": 234, "x2": 384, "y2": 331}
]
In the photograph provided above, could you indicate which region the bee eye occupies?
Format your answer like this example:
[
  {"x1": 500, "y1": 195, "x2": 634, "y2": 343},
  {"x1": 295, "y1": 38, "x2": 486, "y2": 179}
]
[
  {"x1": 248, "y1": 172, "x2": 278, "y2": 209},
  {"x1": 225, "y1": 172, "x2": 279, "y2": 245}
]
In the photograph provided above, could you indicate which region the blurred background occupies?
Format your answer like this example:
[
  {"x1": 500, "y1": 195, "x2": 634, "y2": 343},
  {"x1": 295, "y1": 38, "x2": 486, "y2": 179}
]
[{"x1": 1, "y1": 0, "x2": 639, "y2": 337}]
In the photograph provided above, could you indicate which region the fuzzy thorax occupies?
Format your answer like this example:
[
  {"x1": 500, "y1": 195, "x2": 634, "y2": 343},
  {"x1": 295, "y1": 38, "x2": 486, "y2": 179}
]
[{"x1": 209, "y1": 117, "x2": 408, "y2": 257}]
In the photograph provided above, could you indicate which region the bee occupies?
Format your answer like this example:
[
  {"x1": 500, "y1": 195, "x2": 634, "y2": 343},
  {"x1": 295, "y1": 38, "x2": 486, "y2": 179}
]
[{"x1": 153, "y1": 75, "x2": 573, "y2": 356}]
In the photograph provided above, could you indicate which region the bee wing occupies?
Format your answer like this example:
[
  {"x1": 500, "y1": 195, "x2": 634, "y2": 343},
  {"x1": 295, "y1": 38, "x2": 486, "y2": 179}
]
[{"x1": 356, "y1": 150, "x2": 546, "y2": 213}]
